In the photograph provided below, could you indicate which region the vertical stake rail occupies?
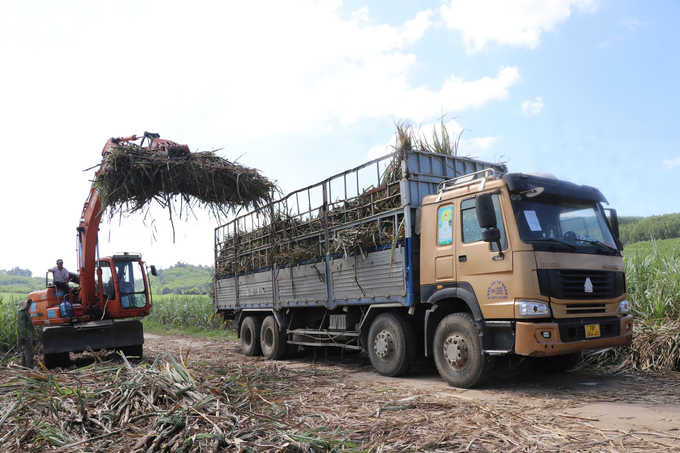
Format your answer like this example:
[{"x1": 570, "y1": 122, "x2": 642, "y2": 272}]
[
  {"x1": 322, "y1": 182, "x2": 333, "y2": 303},
  {"x1": 233, "y1": 221, "x2": 240, "y2": 308}
]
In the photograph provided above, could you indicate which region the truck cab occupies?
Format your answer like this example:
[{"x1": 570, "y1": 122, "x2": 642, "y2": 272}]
[{"x1": 419, "y1": 171, "x2": 632, "y2": 386}]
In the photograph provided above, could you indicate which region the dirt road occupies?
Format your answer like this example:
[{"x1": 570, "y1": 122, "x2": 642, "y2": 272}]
[{"x1": 144, "y1": 333, "x2": 680, "y2": 451}]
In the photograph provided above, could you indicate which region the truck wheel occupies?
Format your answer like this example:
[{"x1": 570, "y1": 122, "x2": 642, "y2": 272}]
[
  {"x1": 433, "y1": 313, "x2": 495, "y2": 388},
  {"x1": 529, "y1": 352, "x2": 582, "y2": 373},
  {"x1": 241, "y1": 316, "x2": 263, "y2": 356},
  {"x1": 260, "y1": 315, "x2": 287, "y2": 360},
  {"x1": 368, "y1": 313, "x2": 416, "y2": 377},
  {"x1": 44, "y1": 352, "x2": 70, "y2": 369}
]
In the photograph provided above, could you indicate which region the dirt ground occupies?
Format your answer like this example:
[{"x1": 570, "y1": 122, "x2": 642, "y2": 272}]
[{"x1": 143, "y1": 332, "x2": 680, "y2": 452}]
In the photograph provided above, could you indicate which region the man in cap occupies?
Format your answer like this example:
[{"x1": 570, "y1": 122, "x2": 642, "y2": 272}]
[
  {"x1": 48, "y1": 259, "x2": 70, "y2": 301},
  {"x1": 17, "y1": 299, "x2": 36, "y2": 368}
]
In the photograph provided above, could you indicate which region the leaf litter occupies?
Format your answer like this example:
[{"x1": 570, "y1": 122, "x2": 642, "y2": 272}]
[{"x1": 2, "y1": 338, "x2": 679, "y2": 452}]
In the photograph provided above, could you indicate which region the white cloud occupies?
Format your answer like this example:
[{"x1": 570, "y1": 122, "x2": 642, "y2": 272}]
[
  {"x1": 521, "y1": 97, "x2": 544, "y2": 114},
  {"x1": 463, "y1": 136, "x2": 501, "y2": 155},
  {"x1": 663, "y1": 157, "x2": 680, "y2": 170},
  {"x1": 352, "y1": 7, "x2": 370, "y2": 22},
  {"x1": 440, "y1": 0, "x2": 597, "y2": 53},
  {"x1": 0, "y1": 1, "x2": 523, "y2": 274},
  {"x1": 597, "y1": 37, "x2": 623, "y2": 49},
  {"x1": 619, "y1": 17, "x2": 650, "y2": 31}
]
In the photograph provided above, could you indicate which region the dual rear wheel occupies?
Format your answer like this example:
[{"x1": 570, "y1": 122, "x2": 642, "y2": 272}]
[
  {"x1": 367, "y1": 313, "x2": 416, "y2": 377},
  {"x1": 240, "y1": 315, "x2": 287, "y2": 360}
]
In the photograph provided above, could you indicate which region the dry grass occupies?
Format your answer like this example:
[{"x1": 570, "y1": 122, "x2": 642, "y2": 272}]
[
  {"x1": 2, "y1": 344, "x2": 679, "y2": 453},
  {"x1": 583, "y1": 319, "x2": 680, "y2": 372}
]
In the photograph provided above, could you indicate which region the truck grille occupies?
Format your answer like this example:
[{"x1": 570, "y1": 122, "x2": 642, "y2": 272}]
[
  {"x1": 566, "y1": 303, "x2": 607, "y2": 315},
  {"x1": 537, "y1": 269, "x2": 624, "y2": 300}
]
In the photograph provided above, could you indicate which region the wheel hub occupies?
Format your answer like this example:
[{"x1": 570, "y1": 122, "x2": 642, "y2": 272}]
[
  {"x1": 443, "y1": 333, "x2": 469, "y2": 369},
  {"x1": 374, "y1": 330, "x2": 394, "y2": 359}
]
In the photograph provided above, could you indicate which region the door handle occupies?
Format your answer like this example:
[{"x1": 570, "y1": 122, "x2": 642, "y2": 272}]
[{"x1": 458, "y1": 255, "x2": 467, "y2": 262}]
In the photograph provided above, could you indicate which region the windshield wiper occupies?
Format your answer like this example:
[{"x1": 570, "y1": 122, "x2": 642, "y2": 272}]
[
  {"x1": 524, "y1": 238, "x2": 577, "y2": 251},
  {"x1": 577, "y1": 238, "x2": 618, "y2": 254}
]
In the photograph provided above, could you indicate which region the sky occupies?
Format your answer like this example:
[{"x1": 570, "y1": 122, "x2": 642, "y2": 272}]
[{"x1": 1, "y1": 0, "x2": 679, "y2": 277}]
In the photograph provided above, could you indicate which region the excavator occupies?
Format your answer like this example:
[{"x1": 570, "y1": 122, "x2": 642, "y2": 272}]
[{"x1": 28, "y1": 132, "x2": 190, "y2": 368}]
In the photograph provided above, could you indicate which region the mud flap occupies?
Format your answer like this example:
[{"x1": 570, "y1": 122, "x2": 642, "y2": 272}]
[{"x1": 42, "y1": 319, "x2": 144, "y2": 354}]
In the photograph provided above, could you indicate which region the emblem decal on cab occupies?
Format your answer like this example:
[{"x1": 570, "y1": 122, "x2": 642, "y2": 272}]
[{"x1": 584, "y1": 277, "x2": 593, "y2": 293}]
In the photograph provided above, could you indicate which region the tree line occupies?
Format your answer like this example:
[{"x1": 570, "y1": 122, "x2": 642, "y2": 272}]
[
  {"x1": 619, "y1": 213, "x2": 680, "y2": 245},
  {"x1": 1, "y1": 267, "x2": 33, "y2": 277},
  {"x1": 0, "y1": 262, "x2": 214, "y2": 296}
]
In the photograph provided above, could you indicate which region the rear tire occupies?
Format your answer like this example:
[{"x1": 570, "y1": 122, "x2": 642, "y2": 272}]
[
  {"x1": 44, "y1": 352, "x2": 70, "y2": 369},
  {"x1": 433, "y1": 313, "x2": 495, "y2": 388},
  {"x1": 260, "y1": 315, "x2": 287, "y2": 360},
  {"x1": 368, "y1": 313, "x2": 416, "y2": 377},
  {"x1": 241, "y1": 316, "x2": 263, "y2": 356}
]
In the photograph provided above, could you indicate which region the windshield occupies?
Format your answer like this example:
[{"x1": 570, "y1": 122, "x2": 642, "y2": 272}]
[
  {"x1": 115, "y1": 260, "x2": 148, "y2": 309},
  {"x1": 510, "y1": 195, "x2": 619, "y2": 254}
]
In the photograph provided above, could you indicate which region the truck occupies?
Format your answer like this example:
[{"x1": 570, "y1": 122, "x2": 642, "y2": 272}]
[
  {"x1": 213, "y1": 149, "x2": 633, "y2": 388},
  {"x1": 27, "y1": 133, "x2": 189, "y2": 368}
]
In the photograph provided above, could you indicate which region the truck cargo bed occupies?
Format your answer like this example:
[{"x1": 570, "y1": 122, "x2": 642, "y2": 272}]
[{"x1": 214, "y1": 149, "x2": 506, "y2": 313}]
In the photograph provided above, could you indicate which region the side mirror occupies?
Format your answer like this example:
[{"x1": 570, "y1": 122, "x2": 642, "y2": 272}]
[
  {"x1": 604, "y1": 208, "x2": 623, "y2": 251},
  {"x1": 604, "y1": 208, "x2": 620, "y2": 239},
  {"x1": 482, "y1": 228, "x2": 501, "y2": 243},
  {"x1": 150, "y1": 265, "x2": 158, "y2": 277},
  {"x1": 476, "y1": 193, "x2": 497, "y2": 229},
  {"x1": 476, "y1": 193, "x2": 504, "y2": 259}
]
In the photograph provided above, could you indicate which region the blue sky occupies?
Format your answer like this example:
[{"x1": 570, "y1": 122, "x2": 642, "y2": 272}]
[{"x1": 1, "y1": 0, "x2": 678, "y2": 276}]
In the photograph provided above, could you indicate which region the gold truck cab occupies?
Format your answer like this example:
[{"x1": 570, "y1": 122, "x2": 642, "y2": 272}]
[{"x1": 419, "y1": 170, "x2": 632, "y2": 386}]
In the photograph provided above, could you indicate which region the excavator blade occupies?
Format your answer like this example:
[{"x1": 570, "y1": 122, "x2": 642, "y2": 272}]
[{"x1": 42, "y1": 319, "x2": 144, "y2": 355}]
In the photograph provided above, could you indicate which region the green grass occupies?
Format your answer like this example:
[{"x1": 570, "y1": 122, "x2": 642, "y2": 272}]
[
  {"x1": 624, "y1": 237, "x2": 680, "y2": 258},
  {"x1": 624, "y1": 237, "x2": 680, "y2": 320},
  {"x1": 144, "y1": 294, "x2": 235, "y2": 338},
  {"x1": 0, "y1": 294, "x2": 22, "y2": 354}
]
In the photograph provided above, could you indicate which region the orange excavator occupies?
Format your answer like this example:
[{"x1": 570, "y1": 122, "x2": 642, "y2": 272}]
[{"x1": 28, "y1": 132, "x2": 189, "y2": 368}]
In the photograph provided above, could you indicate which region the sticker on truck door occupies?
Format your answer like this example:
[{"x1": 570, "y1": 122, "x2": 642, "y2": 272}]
[
  {"x1": 486, "y1": 280, "x2": 508, "y2": 300},
  {"x1": 438, "y1": 206, "x2": 453, "y2": 246}
]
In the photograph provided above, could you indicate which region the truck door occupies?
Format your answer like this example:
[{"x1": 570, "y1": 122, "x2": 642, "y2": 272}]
[
  {"x1": 433, "y1": 204, "x2": 456, "y2": 281},
  {"x1": 456, "y1": 193, "x2": 514, "y2": 319}
]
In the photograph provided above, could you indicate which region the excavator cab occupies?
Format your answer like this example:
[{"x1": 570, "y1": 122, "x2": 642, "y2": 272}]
[{"x1": 97, "y1": 253, "x2": 152, "y2": 319}]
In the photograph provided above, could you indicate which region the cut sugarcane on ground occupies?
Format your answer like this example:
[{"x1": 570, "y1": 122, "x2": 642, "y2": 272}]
[{"x1": 2, "y1": 333, "x2": 680, "y2": 452}]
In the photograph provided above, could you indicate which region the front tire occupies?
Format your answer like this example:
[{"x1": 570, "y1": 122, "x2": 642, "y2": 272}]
[
  {"x1": 260, "y1": 315, "x2": 287, "y2": 360},
  {"x1": 433, "y1": 313, "x2": 495, "y2": 388},
  {"x1": 367, "y1": 313, "x2": 416, "y2": 377},
  {"x1": 241, "y1": 316, "x2": 263, "y2": 356}
]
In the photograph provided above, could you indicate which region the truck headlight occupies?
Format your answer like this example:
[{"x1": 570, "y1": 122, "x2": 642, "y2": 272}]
[
  {"x1": 619, "y1": 299, "x2": 630, "y2": 315},
  {"x1": 518, "y1": 300, "x2": 551, "y2": 317}
]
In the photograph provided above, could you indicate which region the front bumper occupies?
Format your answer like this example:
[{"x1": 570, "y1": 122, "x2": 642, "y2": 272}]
[{"x1": 514, "y1": 315, "x2": 633, "y2": 357}]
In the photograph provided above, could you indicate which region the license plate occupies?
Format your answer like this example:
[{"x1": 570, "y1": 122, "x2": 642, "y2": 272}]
[{"x1": 585, "y1": 324, "x2": 601, "y2": 338}]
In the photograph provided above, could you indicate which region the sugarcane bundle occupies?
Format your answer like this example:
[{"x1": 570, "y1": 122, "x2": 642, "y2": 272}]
[{"x1": 94, "y1": 145, "x2": 276, "y2": 219}]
